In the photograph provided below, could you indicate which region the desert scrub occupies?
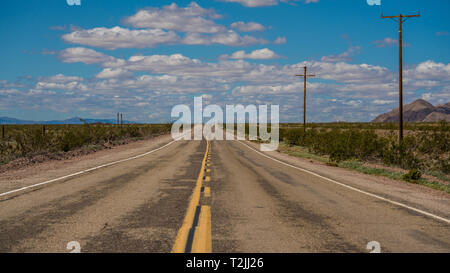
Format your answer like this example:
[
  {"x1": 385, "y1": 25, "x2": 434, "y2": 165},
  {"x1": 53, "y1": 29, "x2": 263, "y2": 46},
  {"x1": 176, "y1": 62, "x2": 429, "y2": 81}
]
[
  {"x1": 281, "y1": 127, "x2": 383, "y2": 163},
  {"x1": 0, "y1": 124, "x2": 172, "y2": 164},
  {"x1": 280, "y1": 121, "x2": 450, "y2": 175}
]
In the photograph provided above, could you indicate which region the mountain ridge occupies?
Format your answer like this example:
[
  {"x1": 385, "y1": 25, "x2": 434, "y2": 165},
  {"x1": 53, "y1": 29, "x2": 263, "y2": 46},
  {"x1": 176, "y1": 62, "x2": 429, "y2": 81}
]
[{"x1": 372, "y1": 99, "x2": 450, "y2": 122}]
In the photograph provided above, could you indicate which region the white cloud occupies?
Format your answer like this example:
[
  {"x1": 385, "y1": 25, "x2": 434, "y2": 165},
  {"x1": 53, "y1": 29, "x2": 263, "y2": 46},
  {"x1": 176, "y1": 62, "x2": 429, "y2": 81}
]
[
  {"x1": 373, "y1": 100, "x2": 395, "y2": 105},
  {"x1": 62, "y1": 3, "x2": 267, "y2": 49},
  {"x1": 63, "y1": 27, "x2": 265, "y2": 49},
  {"x1": 221, "y1": 0, "x2": 278, "y2": 7},
  {"x1": 274, "y1": 36, "x2": 287, "y2": 44},
  {"x1": 58, "y1": 47, "x2": 114, "y2": 64},
  {"x1": 123, "y1": 2, "x2": 224, "y2": 33},
  {"x1": 220, "y1": 0, "x2": 318, "y2": 7},
  {"x1": 231, "y1": 21, "x2": 265, "y2": 32},
  {"x1": 36, "y1": 74, "x2": 86, "y2": 91},
  {"x1": 62, "y1": 27, "x2": 180, "y2": 50},
  {"x1": 0, "y1": 89, "x2": 20, "y2": 95},
  {"x1": 183, "y1": 30, "x2": 267, "y2": 46},
  {"x1": 229, "y1": 48, "x2": 280, "y2": 59},
  {"x1": 290, "y1": 60, "x2": 392, "y2": 84},
  {"x1": 40, "y1": 74, "x2": 83, "y2": 83},
  {"x1": 421, "y1": 93, "x2": 432, "y2": 100},
  {"x1": 405, "y1": 60, "x2": 450, "y2": 80},
  {"x1": 96, "y1": 68, "x2": 133, "y2": 79},
  {"x1": 232, "y1": 81, "x2": 324, "y2": 95}
]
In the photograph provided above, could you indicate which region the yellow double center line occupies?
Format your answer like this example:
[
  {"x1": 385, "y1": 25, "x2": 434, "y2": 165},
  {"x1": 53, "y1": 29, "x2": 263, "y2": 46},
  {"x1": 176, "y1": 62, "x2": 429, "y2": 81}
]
[{"x1": 172, "y1": 140, "x2": 212, "y2": 253}]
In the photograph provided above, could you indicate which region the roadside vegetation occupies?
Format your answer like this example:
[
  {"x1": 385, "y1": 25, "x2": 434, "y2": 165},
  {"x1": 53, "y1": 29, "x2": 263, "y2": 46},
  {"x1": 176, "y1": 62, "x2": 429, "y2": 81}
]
[
  {"x1": 0, "y1": 123, "x2": 172, "y2": 166},
  {"x1": 279, "y1": 121, "x2": 450, "y2": 193}
]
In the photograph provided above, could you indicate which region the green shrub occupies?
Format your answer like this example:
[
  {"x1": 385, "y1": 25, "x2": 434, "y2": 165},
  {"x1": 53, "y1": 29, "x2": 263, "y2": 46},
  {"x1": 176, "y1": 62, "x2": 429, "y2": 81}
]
[
  {"x1": 403, "y1": 169, "x2": 422, "y2": 182},
  {"x1": 280, "y1": 123, "x2": 448, "y2": 174},
  {"x1": 0, "y1": 124, "x2": 172, "y2": 164}
]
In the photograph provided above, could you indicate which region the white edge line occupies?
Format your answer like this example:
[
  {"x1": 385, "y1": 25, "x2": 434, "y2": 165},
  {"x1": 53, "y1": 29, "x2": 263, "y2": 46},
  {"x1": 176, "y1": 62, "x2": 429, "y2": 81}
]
[
  {"x1": 0, "y1": 134, "x2": 187, "y2": 198},
  {"x1": 238, "y1": 141, "x2": 450, "y2": 225}
]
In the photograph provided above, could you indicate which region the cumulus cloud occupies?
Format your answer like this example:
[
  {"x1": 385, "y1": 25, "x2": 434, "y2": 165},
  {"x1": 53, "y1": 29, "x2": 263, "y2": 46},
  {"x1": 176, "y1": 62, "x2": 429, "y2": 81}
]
[
  {"x1": 58, "y1": 47, "x2": 114, "y2": 64},
  {"x1": 228, "y1": 48, "x2": 281, "y2": 59},
  {"x1": 62, "y1": 3, "x2": 268, "y2": 49},
  {"x1": 115, "y1": 54, "x2": 253, "y2": 79},
  {"x1": 2, "y1": 58, "x2": 448, "y2": 123},
  {"x1": 274, "y1": 36, "x2": 287, "y2": 44},
  {"x1": 221, "y1": 0, "x2": 278, "y2": 7},
  {"x1": 35, "y1": 74, "x2": 87, "y2": 91},
  {"x1": 39, "y1": 74, "x2": 83, "y2": 83},
  {"x1": 62, "y1": 27, "x2": 180, "y2": 50},
  {"x1": 182, "y1": 30, "x2": 267, "y2": 46},
  {"x1": 63, "y1": 27, "x2": 265, "y2": 49},
  {"x1": 405, "y1": 60, "x2": 450, "y2": 80},
  {"x1": 96, "y1": 68, "x2": 133, "y2": 79},
  {"x1": 123, "y1": 2, "x2": 224, "y2": 33},
  {"x1": 290, "y1": 60, "x2": 392, "y2": 84},
  {"x1": 220, "y1": 0, "x2": 318, "y2": 7},
  {"x1": 232, "y1": 81, "x2": 325, "y2": 95},
  {"x1": 373, "y1": 100, "x2": 395, "y2": 105},
  {"x1": 231, "y1": 21, "x2": 265, "y2": 32}
]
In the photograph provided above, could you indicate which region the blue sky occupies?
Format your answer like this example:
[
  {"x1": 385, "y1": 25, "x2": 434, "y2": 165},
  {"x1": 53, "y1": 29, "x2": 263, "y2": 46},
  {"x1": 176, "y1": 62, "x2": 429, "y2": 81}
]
[{"x1": 0, "y1": 0, "x2": 449, "y2": 122}]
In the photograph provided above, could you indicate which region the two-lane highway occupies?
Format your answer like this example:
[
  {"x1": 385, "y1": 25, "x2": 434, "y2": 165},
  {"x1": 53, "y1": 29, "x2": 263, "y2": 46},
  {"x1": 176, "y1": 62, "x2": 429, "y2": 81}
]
[{"x1": 0, "y1": 138, "x2": 449, "y2": 253}]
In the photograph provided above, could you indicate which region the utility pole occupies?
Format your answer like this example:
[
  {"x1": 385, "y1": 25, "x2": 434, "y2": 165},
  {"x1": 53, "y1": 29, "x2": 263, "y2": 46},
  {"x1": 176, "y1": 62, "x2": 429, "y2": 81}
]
[
  {"x1": 296, "y1": 66, "x2": 315, "y2": 132},
  {"x1": 120, "y1": 113, "x2": 123, "y2": 126},
  {"x1": 381, "y1": 12, "x2": 420, "y2": 143}
]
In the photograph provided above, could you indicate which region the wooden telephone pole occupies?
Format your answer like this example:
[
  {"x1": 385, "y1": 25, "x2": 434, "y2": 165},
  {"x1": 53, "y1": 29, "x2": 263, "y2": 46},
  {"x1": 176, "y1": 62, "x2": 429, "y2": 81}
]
[
  {"x1": 381, "y1": 12, "x2": 420, "y2": 143},
  {"x1": 296, "y1": 66, "x2": 315, "y2": 132}
]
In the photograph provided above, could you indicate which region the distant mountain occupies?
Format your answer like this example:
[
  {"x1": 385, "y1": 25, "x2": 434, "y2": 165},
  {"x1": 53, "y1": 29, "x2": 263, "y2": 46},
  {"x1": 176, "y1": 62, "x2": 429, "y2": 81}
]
[
  {"x1": 0, "y1": 117, "x2": 136, "y2": 125},
  {"x1": 372, "y1": 99, "x2": 450, "y2": 122}
]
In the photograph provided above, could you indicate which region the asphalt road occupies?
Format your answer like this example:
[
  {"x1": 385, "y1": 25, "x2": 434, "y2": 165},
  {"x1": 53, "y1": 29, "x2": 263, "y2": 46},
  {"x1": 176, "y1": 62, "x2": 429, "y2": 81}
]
[{"x1": 0, "y1": 139, "x2": 449, "y2": 253}]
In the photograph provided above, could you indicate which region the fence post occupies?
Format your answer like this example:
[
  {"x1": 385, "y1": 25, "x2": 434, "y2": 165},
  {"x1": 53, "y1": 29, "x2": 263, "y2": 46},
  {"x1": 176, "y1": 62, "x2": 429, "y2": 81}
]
[
  {"x1": 42, "y1": 125, "x2": 46, "y2": 137},
  {"x1": 2, "y1": 125, "x2": 4, "y2": 139}
]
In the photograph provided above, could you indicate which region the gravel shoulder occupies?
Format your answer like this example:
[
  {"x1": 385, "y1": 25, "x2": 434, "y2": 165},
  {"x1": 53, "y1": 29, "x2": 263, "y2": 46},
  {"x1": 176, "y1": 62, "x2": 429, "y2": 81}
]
[
  {"x1": 0, "y1": 134, "x2": 174, "y2": 194},
  {"x1": 245, "y1": 141, "x2": 450, "y2": 220}
]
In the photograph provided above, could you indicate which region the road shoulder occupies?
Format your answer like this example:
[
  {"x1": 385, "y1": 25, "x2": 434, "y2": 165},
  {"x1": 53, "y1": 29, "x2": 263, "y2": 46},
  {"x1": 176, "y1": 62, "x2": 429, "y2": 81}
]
[
  {"x1": 0, "y1": 134, "x2": 174, "y2": 194},
  {"x1": 243, "y1": 141, "x2": 450, "y2": 220}
]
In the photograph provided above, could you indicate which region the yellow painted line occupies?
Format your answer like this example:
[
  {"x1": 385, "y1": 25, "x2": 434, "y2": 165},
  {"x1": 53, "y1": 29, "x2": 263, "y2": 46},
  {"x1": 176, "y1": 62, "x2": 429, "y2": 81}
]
[
  {"x1": 171, "y1": 141, "x2": 209, "y2": 253},
  {"x1": 204, "y1": 186, "x2": 211, "y2": 198},
  {"x1": 191, "y1": 205, "x2": 212, "y2": 253},
  {"x1": 205, "y1": 176, "x2": 211, "y2": 182}
]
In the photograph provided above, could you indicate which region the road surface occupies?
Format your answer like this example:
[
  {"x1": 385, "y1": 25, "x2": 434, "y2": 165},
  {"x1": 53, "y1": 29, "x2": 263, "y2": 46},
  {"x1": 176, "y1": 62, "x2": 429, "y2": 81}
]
[{"x1": 0, "y1": 138, "x2": 449, "y2": 253}]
